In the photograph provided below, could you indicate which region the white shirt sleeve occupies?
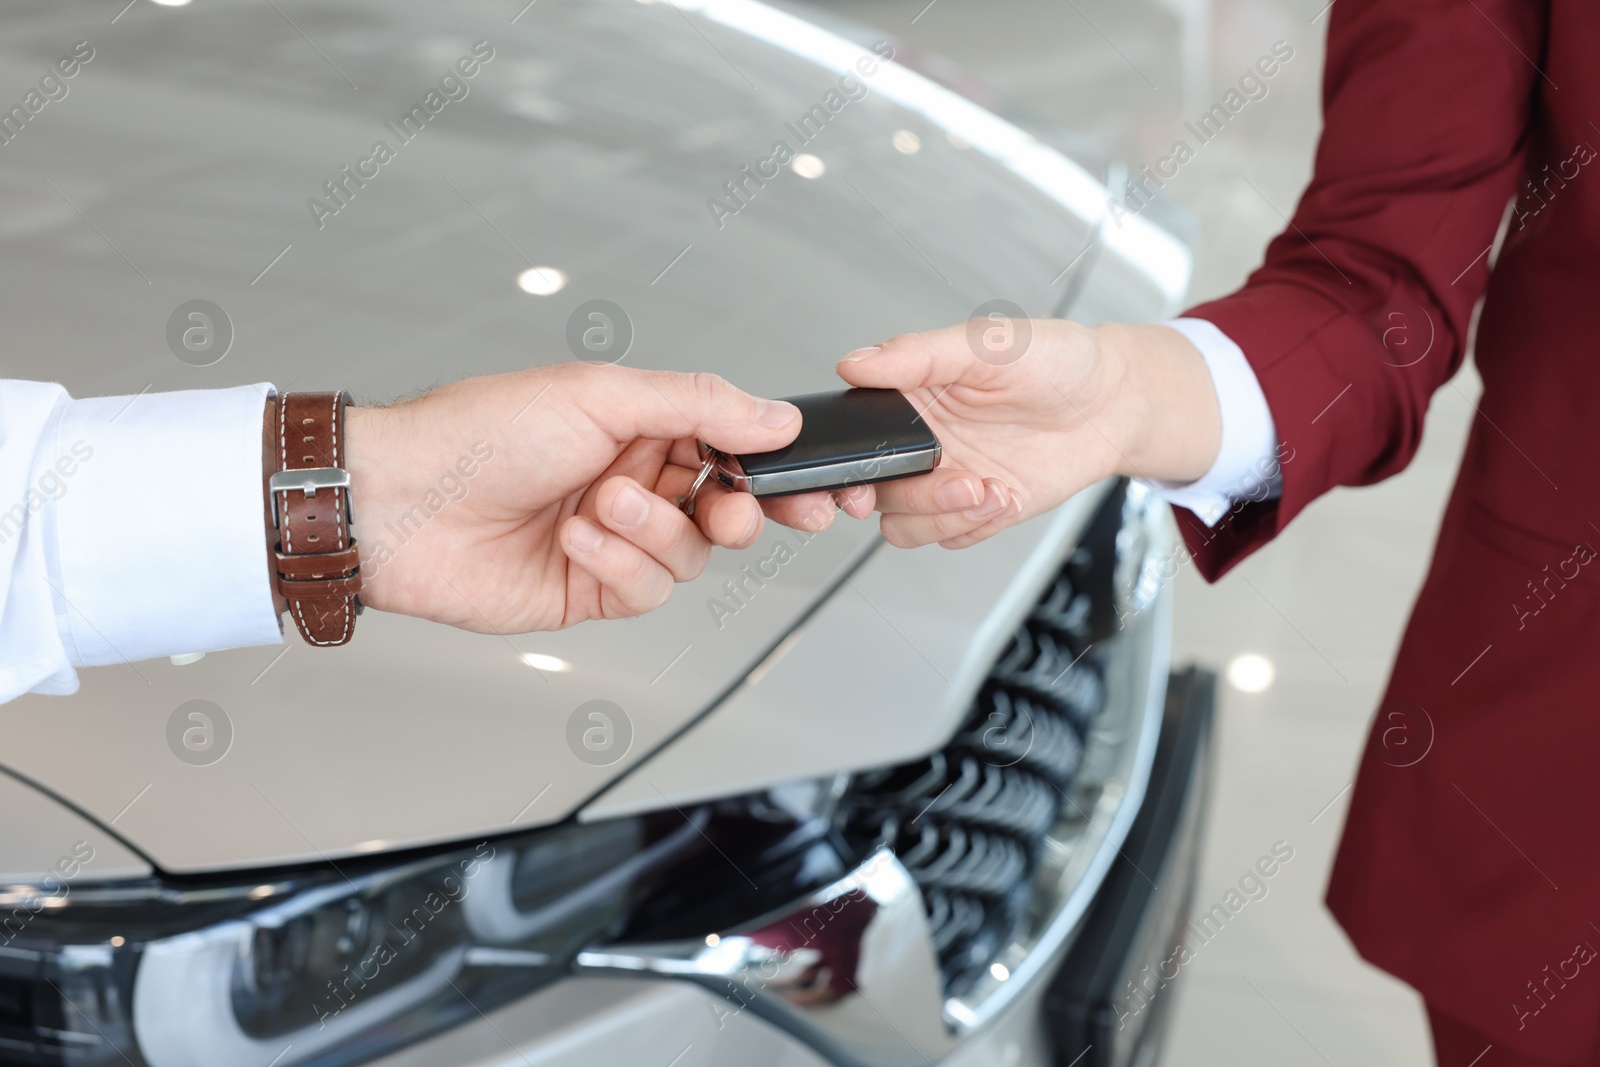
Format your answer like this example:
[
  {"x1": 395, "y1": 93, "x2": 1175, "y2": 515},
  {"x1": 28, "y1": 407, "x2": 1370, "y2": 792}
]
[
  {"x1": 0, "y1": 381, "x2": 283, "y2": 704},
  {"x1": 1137, "y1": 318, "x2": 1283, "y2": 526}
]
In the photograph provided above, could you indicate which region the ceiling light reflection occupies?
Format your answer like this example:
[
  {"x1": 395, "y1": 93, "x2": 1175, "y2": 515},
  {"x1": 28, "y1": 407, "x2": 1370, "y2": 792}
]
[
  {"x1": 516, "y1": 266, "x2": 567, "y2": 295},
  {"x1": 520, "y1": 652, "x2": 573, "y2": 672},
  {"x1": 1226, "y1": 653, "x2": 1276, "y2": 693},
  {"x1": 791, "y1": 153, "x2": 825, "y2": 178}
]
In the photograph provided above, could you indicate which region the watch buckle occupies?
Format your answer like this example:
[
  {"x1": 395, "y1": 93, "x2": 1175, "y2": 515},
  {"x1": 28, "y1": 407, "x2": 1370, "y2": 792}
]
[{"x1": 269, "y1": 467, "x2": 352, "y2": 529}]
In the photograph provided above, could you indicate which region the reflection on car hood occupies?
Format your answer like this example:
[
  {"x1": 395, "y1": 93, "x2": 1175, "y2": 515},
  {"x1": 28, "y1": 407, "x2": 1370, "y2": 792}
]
[{"x1": 0, "y1": 0, "x2": 1182, "y2": 873}]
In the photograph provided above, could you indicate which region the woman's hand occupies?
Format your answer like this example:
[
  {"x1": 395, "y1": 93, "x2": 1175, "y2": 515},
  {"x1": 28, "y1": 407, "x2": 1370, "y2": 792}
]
[
  {"x1": 342, "y1": 363, "x2": 801, "y2": 632},
  {"x1": 763, "y1": 319, "x2": 1222, "y2": 548}
]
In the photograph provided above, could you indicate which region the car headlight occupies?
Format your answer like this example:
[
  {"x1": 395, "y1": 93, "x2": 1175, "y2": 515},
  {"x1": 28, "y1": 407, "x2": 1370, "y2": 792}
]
[{"x1": 0, "y1": 798, "x2": 845, "y2": 1067}]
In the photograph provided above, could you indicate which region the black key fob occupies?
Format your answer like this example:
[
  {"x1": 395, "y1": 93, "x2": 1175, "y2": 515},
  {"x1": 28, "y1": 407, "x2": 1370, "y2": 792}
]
[{"x1": 702, "y1": 388, "x2": 941, "y2": 497}]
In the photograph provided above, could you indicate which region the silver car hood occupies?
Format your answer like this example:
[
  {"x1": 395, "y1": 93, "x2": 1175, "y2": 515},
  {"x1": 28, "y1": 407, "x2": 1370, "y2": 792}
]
[{"x1": 0, "y1": 0, "x2": 1186, "y2": 873}]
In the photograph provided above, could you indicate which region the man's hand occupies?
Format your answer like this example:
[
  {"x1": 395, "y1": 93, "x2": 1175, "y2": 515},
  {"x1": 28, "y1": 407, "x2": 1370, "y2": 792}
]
[
  {"x1": 762, "y1": 320, "x2": 1222, "y2": 548},
  {"x1": 340, "y1": 364, "x2": 801, "y2": 632}
]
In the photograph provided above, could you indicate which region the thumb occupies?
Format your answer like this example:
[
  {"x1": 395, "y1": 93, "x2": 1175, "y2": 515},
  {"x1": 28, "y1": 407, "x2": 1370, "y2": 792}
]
[
  {"x1": 836, "y1": 323, "x2": 1013, "y2": 391},
  {"x1": 583, "y1": 367, "x2": 802, "y2": 455}
]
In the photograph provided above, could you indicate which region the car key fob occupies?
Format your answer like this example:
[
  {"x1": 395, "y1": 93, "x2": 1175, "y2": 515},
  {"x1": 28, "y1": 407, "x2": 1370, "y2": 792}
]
[{"x1": 701, "y1": 388, "x2": 941, "y2": 498}]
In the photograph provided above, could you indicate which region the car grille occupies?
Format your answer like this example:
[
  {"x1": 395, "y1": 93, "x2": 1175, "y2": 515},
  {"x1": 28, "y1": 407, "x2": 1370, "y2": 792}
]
[{"x1": 836, "y1": 545, "x2": 1109, "y2": 996}]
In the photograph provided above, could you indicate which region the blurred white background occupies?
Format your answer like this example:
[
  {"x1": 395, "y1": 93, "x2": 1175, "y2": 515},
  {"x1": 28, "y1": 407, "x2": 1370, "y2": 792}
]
[{"x1": 798, "y1": 0, "x2": 1482, "y2": 1061}]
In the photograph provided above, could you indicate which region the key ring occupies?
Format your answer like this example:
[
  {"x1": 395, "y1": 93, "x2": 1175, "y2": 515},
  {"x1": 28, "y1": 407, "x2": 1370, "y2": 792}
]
[{"x1": 678, "y1": 452, "x2": 719, "y2": 516}]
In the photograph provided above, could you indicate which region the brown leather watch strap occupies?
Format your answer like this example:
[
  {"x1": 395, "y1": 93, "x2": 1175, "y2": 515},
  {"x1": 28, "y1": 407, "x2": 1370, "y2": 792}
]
[{"x1": 269, "y1": 392, "x2": 363, "y2": 646}]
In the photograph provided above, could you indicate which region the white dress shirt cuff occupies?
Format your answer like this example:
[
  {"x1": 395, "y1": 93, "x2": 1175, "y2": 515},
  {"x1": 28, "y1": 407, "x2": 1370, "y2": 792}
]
[
  {"x1": 50, "y1": 384, "x2": 284, "y2": 667},
  {"x1": 0, "y1": 381, "x2": 78, "y2": 698},
  {"x1": 1138, "y1": 317, "x2": 1281, "y2": 527}
]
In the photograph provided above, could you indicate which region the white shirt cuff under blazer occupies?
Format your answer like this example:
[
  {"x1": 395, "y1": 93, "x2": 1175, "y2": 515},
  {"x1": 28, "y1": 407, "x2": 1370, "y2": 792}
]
[
  {"x1": 1137, "y1": 317, "x2": 1283, "y2": 526},
  {"x1": 0, "y1": 380, "x2": 283, "y2": 705}
]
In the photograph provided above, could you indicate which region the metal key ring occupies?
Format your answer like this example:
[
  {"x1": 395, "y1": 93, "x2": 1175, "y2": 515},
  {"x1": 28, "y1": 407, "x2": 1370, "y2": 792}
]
[{"x1": 678, "y1": 453, "x2": 718, "y2": 516}]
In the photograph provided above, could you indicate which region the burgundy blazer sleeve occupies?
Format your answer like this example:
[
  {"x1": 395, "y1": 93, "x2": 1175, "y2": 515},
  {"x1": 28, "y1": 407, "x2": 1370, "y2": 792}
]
[{"x1": 1178, "y1": 0, "x2": 1546, "y2": 579}]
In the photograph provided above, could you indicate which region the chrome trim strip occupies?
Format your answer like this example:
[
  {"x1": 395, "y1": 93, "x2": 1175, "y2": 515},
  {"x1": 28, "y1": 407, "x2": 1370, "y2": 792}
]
[
  {"x1": 714, "y1": 447, "x2": 941, "y2": 496},
  {"x1": 576, "y1": 849, "x2": 957, "y2": 1067}
]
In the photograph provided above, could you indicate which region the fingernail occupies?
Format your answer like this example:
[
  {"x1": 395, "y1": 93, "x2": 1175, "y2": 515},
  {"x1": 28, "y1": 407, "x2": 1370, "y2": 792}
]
[
  {"x1": 843, "y1": 346, "x2": 883, "y2": 362},
  {"x1": 756, "y1": 399, "x2": 799, "y2": 427},
  {"x1": 569, "y1": 519, "x2": 603, "y2": 552},
  {"x1": 612, "y1": 485, "x2": 650, "y2": 527},
  {"x1": 937, "y1": 478, "x2": 983, "y2": 510},
  {"x1": 738, "y1": 508, "x2": 761, "y2": 546},
  {"x1": 965, "y1": 483, "x2": 1007, "y2": 520}
]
